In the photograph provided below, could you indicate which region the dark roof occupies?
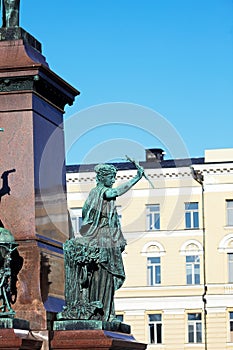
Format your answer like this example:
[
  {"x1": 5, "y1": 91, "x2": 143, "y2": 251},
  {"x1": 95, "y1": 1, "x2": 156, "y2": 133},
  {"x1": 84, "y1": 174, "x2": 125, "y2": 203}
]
[{"x1": 66, "y1": 157, "x2": 205, "y2": 173}]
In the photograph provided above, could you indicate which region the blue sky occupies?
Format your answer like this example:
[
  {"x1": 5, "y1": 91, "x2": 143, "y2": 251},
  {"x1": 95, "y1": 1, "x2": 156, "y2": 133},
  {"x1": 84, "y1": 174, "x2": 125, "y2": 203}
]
[{"x1": 20, "y1": 0, "x2": 233, "y2": 164}]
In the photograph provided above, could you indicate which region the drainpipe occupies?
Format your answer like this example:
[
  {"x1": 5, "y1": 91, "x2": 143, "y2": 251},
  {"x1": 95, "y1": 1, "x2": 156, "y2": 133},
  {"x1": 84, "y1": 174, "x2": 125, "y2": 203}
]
[{"x1": 190, "y1": 167, "x2": 207, "y2": 350}]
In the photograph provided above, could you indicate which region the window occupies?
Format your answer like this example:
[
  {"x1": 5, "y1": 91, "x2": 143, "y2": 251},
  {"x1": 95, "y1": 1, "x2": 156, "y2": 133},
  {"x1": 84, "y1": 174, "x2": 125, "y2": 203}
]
[
  {"x1": 185, "y1": 202, "x2": 199, "y2": 229},
  {"x1": 230, "y1": 312, "x2": 233, "y2": 342},
  {"x1": 147, "y1": 257, "x2": 161, "y2": 285},
  {"x1": 228, "y1": 254, "x2": 233, "y2": 283},
  {"x1": 146, "y1": 205, "x2": 160, "y2": 230},
  {"x1": 116, "y1": 314, "x2": 124, "y2": 322},
  {"x1": 148, "y1": 314, "x2": 162, "y2": 344},
  {"x1": 186, "y1": 255, "x2": 200, "y2": 285},
  {"x1": 70, "y1": 208, "x2": 82, "y2": 235},
  {"x1": 227, "y1": 200, "x2": 233, "y2": 226},
  {"x1": 188, "y1": 313, "x2": 202, "y2": 343}
]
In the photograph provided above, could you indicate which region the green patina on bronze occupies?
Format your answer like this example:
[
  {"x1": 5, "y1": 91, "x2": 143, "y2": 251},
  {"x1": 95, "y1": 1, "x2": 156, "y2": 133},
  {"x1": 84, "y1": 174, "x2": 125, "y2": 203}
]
[
  {"x1": 60, "y1": 237, "x2": 103, "y2": 320},
  {"x1": 0, "y1": 130, "x2": 19, "y2": 318},
  {"x1": 0, "y1": 227, "x2": 18, "y2": 317},
  {"x1": 57, "y1": 162, "x2": 144, "y2": 323},
  {"x1": 1, "y1": 0, "x2": 20, "y2": 28}
]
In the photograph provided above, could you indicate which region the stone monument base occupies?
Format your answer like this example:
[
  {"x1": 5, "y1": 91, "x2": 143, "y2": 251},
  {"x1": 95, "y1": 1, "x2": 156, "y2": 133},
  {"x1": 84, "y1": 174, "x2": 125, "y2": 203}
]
[
  {"x1": 0, "y1": 317, "x2": 29, "y2": 329},
  {"x1": 53, "y1": 319, "x2": 131, "y2": 333},
  {"x1": 0, "y1": 27, "x2": 42, "y2": 52},
  {"x1": 0, "y1": 329, "x2": 42, "y2": 350},
  {"x1": 50, "y1": 329, "x2": 147, "y2": 350}
]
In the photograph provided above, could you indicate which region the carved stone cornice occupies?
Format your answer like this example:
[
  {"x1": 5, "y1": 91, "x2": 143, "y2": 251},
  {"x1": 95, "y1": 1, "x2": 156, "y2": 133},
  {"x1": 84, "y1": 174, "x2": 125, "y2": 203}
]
[
  {"x1": 0, "y1": 73, "x2": 78, "y2": 110},
  {"x1": 0, "y1": 75, "x2": 34, "y2": 92},
  {"x1": 0, "y1": 30, "x2": 80, "y2": 110},
  {"x1": 66, "y1": 163, "x2": 233, "y2": 184}
]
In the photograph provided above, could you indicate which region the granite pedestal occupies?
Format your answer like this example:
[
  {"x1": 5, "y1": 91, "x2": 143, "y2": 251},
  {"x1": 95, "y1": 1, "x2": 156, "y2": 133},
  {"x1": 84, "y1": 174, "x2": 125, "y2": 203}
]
[
  {"x1": 0, "y1": 317, "x2": 29, "y2": 329},
  {"x1": 51, "y1": 321, "x2": 147, "y2": 350},
  {"x1": 0, "y1": 27, "x2": 147, "y2": 350},
  {"x1": 0, "y1": 318, "x2": 42, "y2": 350},
  {"x1": 0, "y1": 329, "x2": 43, "y2": 350},
  {"x1": 0, "y1": 28, "x2": 79, "y2": 330},
  {"x1": 50, "y1": 330, "x2": 147, "y2": 350}
]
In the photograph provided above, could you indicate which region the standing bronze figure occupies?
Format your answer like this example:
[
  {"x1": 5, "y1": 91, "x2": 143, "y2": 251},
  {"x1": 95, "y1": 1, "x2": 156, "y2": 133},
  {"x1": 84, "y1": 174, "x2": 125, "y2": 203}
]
[
  {"x1": 0, "y1": 228, "x2": 18, "y2": 316},
  {"x1": 58, "y1": 162, "x2": 144, "y2": 322},
  {"x1": 1, "y1": 0, "x2": 20, "y2": 28}
]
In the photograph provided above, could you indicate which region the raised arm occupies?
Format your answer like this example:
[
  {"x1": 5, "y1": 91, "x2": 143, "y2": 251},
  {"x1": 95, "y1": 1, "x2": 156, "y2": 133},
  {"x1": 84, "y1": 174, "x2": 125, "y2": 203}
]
[{"x1": 105, "y1": 166, "x2": 144, "y2": 199}]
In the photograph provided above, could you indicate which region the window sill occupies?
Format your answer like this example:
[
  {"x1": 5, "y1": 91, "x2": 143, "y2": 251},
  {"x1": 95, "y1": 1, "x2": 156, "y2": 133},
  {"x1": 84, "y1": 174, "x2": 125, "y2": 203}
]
[
  {"x1": 147, "y1": 284, "x2": 161, "y2": 287},
  {"x1": 185, "y1": 227, "x2": 200, "y2": 230}
]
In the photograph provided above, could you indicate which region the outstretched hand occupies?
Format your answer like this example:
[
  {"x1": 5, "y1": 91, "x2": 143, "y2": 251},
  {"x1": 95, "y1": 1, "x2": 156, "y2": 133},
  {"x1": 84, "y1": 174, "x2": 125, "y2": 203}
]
[
  {"x1": 126, "y1": 155, "x2": 155, "y2": 188},
  {"x1": 136, "y1": 165, "x2": 144, "y2": 179}
]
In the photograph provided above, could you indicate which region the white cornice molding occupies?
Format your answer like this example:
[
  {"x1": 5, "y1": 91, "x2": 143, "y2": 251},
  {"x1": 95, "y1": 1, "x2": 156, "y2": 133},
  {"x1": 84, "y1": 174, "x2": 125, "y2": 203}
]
[
  {"x1": 163, "y1": 309, "x2": 185, "y2": 314},
  {"x1": 179, "y1": 239, "x2": 203, "y2": 255},
  {"x1": 218, "y1": 233, "x2": 233, "y2": 252},
  {"x1": 193, "y1": 163, "x2": 233, "y2": 172},
  {"x1": 141, "y1": 241, "x2": 166, "y2": 256},
  {"x1": 206, "y1": 307, "x2": 226, "y2": 313},
  {"x1": 114, "y1": 296, "x2": 203, "y2": 311},
  {"x1": 124, "y1": 310, "x2": 145, "y2": 316},
  {"x1": 66, "y1": 162, "x2": 233, "y2": 184},
  {"x1": 115, "y1": 294, "x2": 233, "y2": 311}
]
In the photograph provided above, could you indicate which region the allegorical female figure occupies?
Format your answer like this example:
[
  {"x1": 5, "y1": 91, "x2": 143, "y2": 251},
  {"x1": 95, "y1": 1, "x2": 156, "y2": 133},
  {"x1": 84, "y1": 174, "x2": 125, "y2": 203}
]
[
  {"x1": 79, "y1": 163, "x2": 144, "y2": 321},
  {"x1": 1, "y1": 0, "x2": 20, "y2": 27}
]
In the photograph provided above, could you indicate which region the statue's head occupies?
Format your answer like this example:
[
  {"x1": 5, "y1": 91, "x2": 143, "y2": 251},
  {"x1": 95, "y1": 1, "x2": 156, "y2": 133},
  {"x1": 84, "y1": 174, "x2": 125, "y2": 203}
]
[
  {"x1": 0, "y1": 228, "x2": 16, "y2": 244},
  {"x1": 94, "y1": 164, "x2": 117, "y2": 186},
  {"x1": 0, "y1": 228, "x2": 17, "y2": 259}
]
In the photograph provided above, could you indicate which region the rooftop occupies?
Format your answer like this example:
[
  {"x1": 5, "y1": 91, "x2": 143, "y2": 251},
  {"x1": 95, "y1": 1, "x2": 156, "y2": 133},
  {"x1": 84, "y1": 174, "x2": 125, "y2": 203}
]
[
  {"x1": 66, "y1": 148, "x2": 233, "y2": 173},
  {"x1": 66, "y1": 157, "x2": 205, "y2": 173}
]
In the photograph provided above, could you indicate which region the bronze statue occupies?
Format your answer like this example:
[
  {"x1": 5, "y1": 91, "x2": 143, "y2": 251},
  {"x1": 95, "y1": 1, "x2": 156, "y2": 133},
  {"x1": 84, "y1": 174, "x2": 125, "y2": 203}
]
[
  {"x1": 0, "y1": 228, "x2": 18, "y2": 316},
  {"x1": 58, "y1": 162, "x2": 144, "y2": 322},
  {"x1": 0, "y1": 130, "x2": 20, "y2": 316},
  {"x1": 1, "y1": 0, "x2": 20, "y2": 28}
]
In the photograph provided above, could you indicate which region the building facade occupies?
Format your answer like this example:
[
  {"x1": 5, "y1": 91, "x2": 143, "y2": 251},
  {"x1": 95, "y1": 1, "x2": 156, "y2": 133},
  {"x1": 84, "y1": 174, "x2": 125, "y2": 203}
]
[{"x1": 66, "y1": 148, "x2": 233, "y2": 350}]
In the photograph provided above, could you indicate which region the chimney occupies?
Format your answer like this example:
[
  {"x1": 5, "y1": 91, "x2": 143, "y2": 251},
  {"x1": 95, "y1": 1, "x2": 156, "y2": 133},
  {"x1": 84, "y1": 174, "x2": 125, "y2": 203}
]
[{"x1": 146, "y1": 148, "x2": 165, "y2": 162}]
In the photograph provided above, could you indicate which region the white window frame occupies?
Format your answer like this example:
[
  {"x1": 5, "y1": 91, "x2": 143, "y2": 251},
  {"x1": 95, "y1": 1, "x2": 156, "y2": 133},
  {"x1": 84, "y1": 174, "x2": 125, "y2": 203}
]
[
  {"x1": 148, "y1": 314, "x2": 162, "y2": 344},
  {"x1": 146, "y1": 204, "x2": 160, "y2": 230},
  {"x1": 228, "y1": 253, "x2": 233, "y2": 283},
  {"x1": 188, "y1": 313, "x2": 202, "y2": 343},
  {"x1": 227, "y1": 200, "x2": 233, "y2": 226},
  {"x1": 147, "y1": 257, "x2": 161, "y2": 285},
  {"x1": 69, "y1": 207, "x2": 82, "y2": 235},
  {"x1": 186, "y1": 255, "x2": 200, "y2": 285},
  {"x1": 115, "y1": 313, "x2": 124, "y2": 322},
  {"x1": 185, "y1": 202, "x2": 199, "y2": 229}
]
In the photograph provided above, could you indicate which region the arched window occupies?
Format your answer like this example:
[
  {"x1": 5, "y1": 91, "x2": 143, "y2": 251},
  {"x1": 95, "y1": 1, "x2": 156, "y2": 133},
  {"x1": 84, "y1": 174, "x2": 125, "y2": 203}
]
[
  {"x1": 141, "y1": 242, "x2": 165, "y2": 286},
  {"x1": 218, "y1": 233, "x2": 233, "y2": 253},
  {"x1": 218, "y1": 234, "x2": 233, "y2": 283},
  {"x1": 180, "y1": 240, "x2": 203, "y2": 285}
]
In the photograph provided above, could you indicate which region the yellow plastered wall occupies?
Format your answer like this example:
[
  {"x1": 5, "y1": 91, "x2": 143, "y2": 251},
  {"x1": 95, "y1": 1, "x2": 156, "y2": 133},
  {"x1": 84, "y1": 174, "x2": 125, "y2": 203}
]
[
  {"x1": 207, "y1": 312, "x2": 227, "y2": 350},
  {"x1": 126, "y1": 314, "x2": 146, "y2": 343},
  {"x1": 66, "y1": 149, "x2": 233, "y2": 348},
  {"x1": 163, "y1": 313, "x2": 185, "y2": 350}
]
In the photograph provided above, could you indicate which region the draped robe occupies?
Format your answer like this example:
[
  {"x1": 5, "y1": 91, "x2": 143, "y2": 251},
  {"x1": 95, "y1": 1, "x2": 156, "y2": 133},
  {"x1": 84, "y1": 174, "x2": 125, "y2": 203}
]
[{"x1": 79, "y1": 183, "x2": 126, "y2": 321}]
